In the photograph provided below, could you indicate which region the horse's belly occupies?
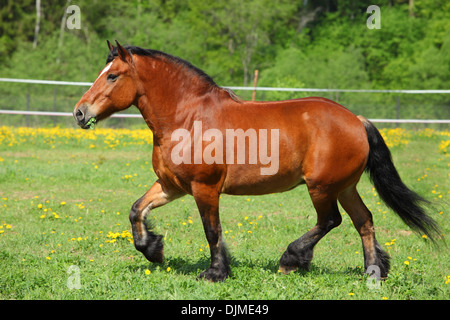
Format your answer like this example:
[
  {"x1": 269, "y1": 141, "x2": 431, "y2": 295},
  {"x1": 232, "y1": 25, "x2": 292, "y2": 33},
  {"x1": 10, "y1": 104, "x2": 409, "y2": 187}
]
[{"x1": 221, "y1": 163, "x2": 305, "y2": 195}]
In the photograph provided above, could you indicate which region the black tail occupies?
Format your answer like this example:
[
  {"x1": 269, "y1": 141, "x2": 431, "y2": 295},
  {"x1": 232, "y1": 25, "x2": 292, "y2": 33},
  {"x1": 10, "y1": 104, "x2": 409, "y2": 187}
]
[{"x1": 360, "y1": 118, "x2": 441, "y2": 241}]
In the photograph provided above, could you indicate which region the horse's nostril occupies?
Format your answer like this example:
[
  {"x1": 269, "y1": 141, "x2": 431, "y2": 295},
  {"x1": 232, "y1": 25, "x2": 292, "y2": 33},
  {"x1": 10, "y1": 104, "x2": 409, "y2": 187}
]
[{"x1": 75, "y1": 108, "x2": 84, "y2": 121}]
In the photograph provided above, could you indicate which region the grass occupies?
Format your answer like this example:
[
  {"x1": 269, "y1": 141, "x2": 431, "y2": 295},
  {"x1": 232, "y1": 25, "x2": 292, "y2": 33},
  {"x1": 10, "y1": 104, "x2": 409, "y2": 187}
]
[{"x1": 0, "y1": 126, "x2": 448, "y2": 300}]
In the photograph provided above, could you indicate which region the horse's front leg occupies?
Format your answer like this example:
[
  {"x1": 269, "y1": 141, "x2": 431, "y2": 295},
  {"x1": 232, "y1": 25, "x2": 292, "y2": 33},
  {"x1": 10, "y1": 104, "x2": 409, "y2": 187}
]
[
  {"x1": 129, "y1": 179, "x2": 183, "y2": 263},
  {"x1": 192, "y1": 183, "x2": 230, "y2": 282}
]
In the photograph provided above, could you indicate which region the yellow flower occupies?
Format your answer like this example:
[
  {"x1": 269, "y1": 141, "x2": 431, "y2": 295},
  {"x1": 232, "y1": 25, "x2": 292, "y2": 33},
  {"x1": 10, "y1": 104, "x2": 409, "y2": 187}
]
[
  {"x1": 166, "y1": 267, "x2": 171, "y2": 272},
  {"x1": 348, "y1": 292, "x2": 354, "y2": 296},
  {"x1": 404, "y1": 261, "x2": 410, "y2": 265}
]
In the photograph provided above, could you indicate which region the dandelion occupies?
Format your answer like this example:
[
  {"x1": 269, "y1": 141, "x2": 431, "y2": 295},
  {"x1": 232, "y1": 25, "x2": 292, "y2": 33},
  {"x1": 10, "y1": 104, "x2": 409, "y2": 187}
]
[
  {"x1": 348, "y1": 292, "x2": 354, "y2": 296},
  {"x1": 404, "y1": 261, "x2": 410, "y2": 265},
  {"x1": 166, "y1": 267, "x2": 171, "y2": 272},
  {"x1": 145, "y1": 269, "x2": 151, "y2": 275}
]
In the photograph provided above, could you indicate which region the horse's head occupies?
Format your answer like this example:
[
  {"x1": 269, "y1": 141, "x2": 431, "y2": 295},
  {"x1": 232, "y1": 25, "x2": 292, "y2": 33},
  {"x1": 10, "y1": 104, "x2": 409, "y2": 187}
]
[{"x1": 73, "y1": 40, "x2": 139, "y2": 129}]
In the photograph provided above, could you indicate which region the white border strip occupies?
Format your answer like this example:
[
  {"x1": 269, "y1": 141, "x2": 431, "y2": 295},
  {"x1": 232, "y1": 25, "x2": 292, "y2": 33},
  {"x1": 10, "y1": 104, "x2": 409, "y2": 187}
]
[
  {"x1": 0, "y1": 110, "x2": 448, "y2": 123},
  {"x1": 1, "y1": 78, "x2": 450, "y2": 94}
]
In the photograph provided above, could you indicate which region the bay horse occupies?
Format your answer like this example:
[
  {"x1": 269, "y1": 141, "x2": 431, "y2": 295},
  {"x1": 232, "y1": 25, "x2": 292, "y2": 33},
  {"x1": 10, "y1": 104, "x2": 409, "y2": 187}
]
[{"x1": 73, "y1": 41, "x2": 440, "y2": 282}]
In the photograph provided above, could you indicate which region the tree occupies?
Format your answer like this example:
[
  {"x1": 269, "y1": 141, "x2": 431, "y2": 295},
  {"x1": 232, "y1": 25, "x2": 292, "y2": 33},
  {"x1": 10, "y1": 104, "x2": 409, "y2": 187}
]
[{"x1": 32, "y1": 0, "x2": 41, "y2": 48}]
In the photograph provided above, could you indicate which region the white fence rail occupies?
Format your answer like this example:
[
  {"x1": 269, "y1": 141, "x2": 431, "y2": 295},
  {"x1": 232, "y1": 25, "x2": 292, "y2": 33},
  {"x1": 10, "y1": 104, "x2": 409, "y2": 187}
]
[
  {"x1": 0, "y1": 109, "x2": 449, "y2": 123},
  {"x1": 1, "y1": 78, "x2": 449, "y2": 124},
  {"x1": 2, "y1": 77, "x2": 450, "y2": 94}
]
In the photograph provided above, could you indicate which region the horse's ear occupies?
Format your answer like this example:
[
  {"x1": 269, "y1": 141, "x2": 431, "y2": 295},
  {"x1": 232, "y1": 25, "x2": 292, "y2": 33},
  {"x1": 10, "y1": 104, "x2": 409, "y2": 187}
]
[
  {"x1": 115, "y1": 40, "x2": 133, "y2": 64},
  {"x1": 107, "y1": 40, "x2": 114, "y2": 52}
]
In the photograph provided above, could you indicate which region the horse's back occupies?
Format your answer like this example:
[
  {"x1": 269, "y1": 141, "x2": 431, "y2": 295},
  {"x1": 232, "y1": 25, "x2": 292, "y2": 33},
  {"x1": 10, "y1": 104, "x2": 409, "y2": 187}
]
[{"x1": 220, "y1": 97, "x2": 369, "y2": 195}]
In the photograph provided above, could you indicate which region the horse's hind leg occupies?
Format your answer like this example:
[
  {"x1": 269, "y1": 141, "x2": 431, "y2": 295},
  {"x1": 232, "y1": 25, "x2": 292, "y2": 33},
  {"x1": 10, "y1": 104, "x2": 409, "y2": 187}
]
[
  {"x1": 338, "y1": 185, "x2": 390, "y2": 278},
  {"x1": 279, "y1": 189, "x2": 342, "y2": 274}
]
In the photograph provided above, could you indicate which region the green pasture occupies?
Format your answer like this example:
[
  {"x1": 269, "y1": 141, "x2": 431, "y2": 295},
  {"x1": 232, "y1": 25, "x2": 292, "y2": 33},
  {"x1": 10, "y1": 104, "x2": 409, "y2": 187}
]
[{"x1": 0, "y1": 127, "x2": 448, "y2": 300}]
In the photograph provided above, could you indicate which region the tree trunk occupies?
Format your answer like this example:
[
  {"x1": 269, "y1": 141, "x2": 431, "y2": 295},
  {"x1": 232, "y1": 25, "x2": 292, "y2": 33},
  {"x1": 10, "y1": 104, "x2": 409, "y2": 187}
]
[
  {"x1": 409, "y1": 0, "x2": 415, "y2": 16},
  {"x1": 32, "y1": 0, "x2": 41, "y2": 49},
  {"x1": 56, "y1": 0, "x2": 71, "y2": 64}
]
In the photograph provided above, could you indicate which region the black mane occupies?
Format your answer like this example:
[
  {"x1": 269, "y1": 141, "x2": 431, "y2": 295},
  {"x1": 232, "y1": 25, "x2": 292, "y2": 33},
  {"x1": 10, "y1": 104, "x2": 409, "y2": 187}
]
[{"x1": 106, "y1": 45, "x2": 218, "y2": 87}]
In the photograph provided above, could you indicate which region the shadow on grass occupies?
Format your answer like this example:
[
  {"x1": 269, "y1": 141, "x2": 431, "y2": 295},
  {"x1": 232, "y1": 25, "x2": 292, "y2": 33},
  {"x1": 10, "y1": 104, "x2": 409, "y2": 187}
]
[{"x1": 126, "y1": 254, "x2": 364, "y2": 279}]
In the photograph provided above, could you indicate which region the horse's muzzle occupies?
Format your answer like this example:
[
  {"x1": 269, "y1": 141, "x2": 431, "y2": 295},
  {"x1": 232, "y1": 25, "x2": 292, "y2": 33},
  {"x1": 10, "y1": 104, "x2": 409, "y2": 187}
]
[{"x1": 73, "y1": 103, "x2": 94, "y2": 129}]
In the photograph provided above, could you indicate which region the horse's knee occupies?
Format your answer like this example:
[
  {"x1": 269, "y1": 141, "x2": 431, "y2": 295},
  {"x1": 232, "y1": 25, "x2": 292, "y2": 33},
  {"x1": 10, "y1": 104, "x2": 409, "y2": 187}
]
[{"x1": 129, "y1": 198, "x2": 143, "y2": 224}]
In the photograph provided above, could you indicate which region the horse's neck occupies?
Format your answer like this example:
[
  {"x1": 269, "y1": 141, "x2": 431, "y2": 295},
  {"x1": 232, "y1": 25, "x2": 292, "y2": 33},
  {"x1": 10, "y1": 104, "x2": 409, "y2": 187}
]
[{"x1": 135, "y1": 75, "x2": 215, "y2": 142}]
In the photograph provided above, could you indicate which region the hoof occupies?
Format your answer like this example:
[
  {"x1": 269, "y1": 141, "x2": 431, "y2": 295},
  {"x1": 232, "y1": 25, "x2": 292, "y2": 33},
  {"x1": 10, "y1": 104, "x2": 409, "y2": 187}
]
[
  {"x1": 279, "y1": 248, "x2": 312, "y2": 273},
  {"x1": 197, "y1": 267, "x2": 229, "y2": 282},
  {"x1": 135, "y1": 234, "x2": 164, "y2": 263},
  {"x1": 278, "y1": 265, "x2": 298, "y2": 275},
  {"x1": 145, "y1": 247, "x2": 164, "y2": 263}
]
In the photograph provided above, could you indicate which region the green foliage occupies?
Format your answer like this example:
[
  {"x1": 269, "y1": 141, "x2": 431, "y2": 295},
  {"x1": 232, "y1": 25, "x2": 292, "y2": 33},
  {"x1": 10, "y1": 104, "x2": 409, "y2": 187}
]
[{"x1": 0, "y1": 0, "x2": 448, "y2": 120}]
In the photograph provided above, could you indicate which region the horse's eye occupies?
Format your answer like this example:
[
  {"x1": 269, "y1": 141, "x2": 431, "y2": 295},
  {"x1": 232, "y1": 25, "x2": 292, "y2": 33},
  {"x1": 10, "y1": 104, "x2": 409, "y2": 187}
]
[{"x1": 107, "y1": 74, "x2": 118, "y2": 82}]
